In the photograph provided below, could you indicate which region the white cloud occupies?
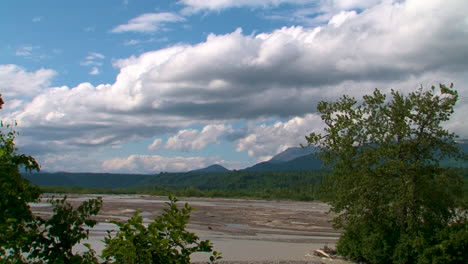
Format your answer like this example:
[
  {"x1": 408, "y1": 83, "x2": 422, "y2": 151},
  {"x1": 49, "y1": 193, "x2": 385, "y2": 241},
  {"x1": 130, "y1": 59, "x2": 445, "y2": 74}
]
[
  {"x1": 89, "y1": 67, "x2": 100, "y2": 75},
  {"x1": 332, "y1": 0, "x2": 383, "y2": 10},
  {"x1": 147, "y1": 138, "x2": 163, "y2": 150},
  {"x1": 0, "y1": 64, "x2": 56, "y2": 97},
  {"x1": 81, "y1": 52, "x2": 105, "y2": 75},
  {"x1": 81, "y1": 53, "x2": 105, "y2": 66},
  {"x1": 152, "y1": 124, "x2": 233, "y2": 151},
  {"x1": 32, "y1": 17, "x2": 42, "y2": 22},
  {"x1": 179, "y1": 0, "x2": 309, "y2": 13},
  {"x1": 328, "y1": 10, "x2": 357, "y2": 27},
  {"x1": 3, "y1": 99, "x2": 24, "y2": 110},
  {"x1": 124, "y1": 39, "x2": 142, "y2": 46},
  {"x1": 87, "y1": 52, "x2": 105, "y2": 60},
  {"x1": 5, "y1": 0, "x2": 468, "y2": 160},
  {"x1": 264, "y1": 0, "x2": 384, "y2": 26},
  {"x1": 37, "y1": 153, "x2": 104, "y2": 173},
  {"x1": 236, "y1": 114, "x2": 325, "y2": 161},
  {"x1": 16, "y1": 46, "x2": 37, "y2": 57},
  {"x1": 123, "y1": 37, "x2": 168, "y2": 46},
  {"x1": 34, "y1": 150, "x2": 240, "y2": 174},
  {"x1": 102, "y1": 154, "x2": 223, "y2": 173},
  {"x1": 14, "y1": 46, "x2": 49, "y2": 60},
  {"x1": 179, "y1": 0, "x2": 383, "y2": 18},
  {"x1": 448, "y1": 104, "x2": 468, "y2": 139},
  {"x1": 112, "y1": 12, "x2": 185, "y2": 33}
]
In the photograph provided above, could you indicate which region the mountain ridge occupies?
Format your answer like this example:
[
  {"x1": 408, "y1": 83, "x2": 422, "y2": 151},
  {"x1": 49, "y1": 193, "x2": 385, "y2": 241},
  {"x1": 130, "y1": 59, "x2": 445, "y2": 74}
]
[
  {"x1": 268, "y1": 146, "x2": 317, "y2": 163},
  {"x1": 23, "y1": 142, "x2": 467, "y2": 189},
  {"x1": 188, "y1": 164, "x2": 230, "y2": 173}
]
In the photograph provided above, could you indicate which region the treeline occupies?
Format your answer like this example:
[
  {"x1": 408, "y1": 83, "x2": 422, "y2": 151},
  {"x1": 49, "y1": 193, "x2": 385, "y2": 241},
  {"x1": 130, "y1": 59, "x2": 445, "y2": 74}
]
[
  {"x1": 36, "y1": 170, "x2": 326, "y2": 201},
  {"x1": 27, "y1": 167, "x2": 468, "y2": 202}
]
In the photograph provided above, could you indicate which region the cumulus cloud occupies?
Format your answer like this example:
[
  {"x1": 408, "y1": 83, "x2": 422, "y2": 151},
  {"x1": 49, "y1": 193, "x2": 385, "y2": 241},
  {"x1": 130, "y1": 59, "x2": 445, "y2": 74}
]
[
  {"x1": 149, "y1": 124, "x2": 233, "y2": 151},
  {"x1": 0, "y1": 64, "x2": 56, "y2": 97},
  {"x1": 328, "y1": 10, "x2": 357, "y2": 27},
  {"x1": 4, "y1": 99, "x2": 24, "y2": 110},
  {"x1": 112, "y1": 12, "x2": 185, "y2": 33},
  {"x1": 4, "y1": 0, "x2": 468, "y2": 160},
  {"x1": 147, "y1": 138, "x2": 163, "y2": 151},
  {"x1": 236, "y1": 114, "x2": 325, "y2": 161},
  {"x1": 102, "y1": 154, "x2": 224, "y2": 173}
]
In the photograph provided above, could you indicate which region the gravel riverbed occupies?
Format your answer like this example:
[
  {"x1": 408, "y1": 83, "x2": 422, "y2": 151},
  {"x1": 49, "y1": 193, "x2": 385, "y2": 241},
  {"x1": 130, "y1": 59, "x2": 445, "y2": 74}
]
[{"x1": 32, "y1": 194, "x2": 352, "y2": 263}]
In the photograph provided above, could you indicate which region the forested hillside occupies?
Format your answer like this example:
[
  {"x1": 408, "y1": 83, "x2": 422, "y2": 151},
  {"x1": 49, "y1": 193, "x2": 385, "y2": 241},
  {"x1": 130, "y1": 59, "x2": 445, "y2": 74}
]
[
  {"x1": 24, "y1": 170, "x2": 326, "y2": 201},
  {"x1": 23, "y1": 141, "x2": 466, "y2": 201},
  {"x1": 22, "y1": 172, "x2": 151, "y2": 189}
]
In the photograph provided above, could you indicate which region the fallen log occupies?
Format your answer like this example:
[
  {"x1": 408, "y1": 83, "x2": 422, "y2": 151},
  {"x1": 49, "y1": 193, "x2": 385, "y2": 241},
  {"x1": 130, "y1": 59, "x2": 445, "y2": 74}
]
[{"x1": 313, "y1": 249, "x2": 332, "y2": 259}]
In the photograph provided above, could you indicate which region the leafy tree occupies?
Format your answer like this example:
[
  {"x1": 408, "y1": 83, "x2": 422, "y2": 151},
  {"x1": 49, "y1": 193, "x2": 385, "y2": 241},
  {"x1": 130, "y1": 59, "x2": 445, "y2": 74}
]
[
  {"x1": 1, "y1": 119, "x2": 42, "y2": 262},
  {"x1": 306, "y1": 84, "x2": 467, "y2": 263},
  {"x1": 102, "y1": 195, "x2": 221, "y2": 264},
  {"x1": 0, "y1": 95, "x2": 101, "y2": 263},
  {"x1": 29, "y1": 196, "x2": 102, "y2": 263}
]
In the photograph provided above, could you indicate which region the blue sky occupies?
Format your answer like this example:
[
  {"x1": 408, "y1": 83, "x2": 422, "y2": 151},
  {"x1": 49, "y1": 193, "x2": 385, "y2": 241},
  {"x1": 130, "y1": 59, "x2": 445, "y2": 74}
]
[{"x1": 1, "y1": 0, "x2": 467, "y2": 173}]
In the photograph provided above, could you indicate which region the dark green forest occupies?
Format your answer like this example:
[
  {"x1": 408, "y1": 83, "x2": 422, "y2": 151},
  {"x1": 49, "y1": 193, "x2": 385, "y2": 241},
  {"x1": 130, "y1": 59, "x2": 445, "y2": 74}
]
[
  {"x1": 24, "y1": 167, "x2": 468, "y2": 202},
  {"x1": 26, "y1": 170, "x2": 327, "y2": 201},
  {"x1": 22, "y1": 139, "x2": 467, "y2": 201}
]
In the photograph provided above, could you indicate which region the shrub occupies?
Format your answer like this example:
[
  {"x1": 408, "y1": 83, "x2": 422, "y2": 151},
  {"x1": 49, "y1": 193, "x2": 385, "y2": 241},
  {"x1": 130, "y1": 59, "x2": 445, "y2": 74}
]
[{"x1": 102, "y1": 195, "x2": 221, "y2": 264}]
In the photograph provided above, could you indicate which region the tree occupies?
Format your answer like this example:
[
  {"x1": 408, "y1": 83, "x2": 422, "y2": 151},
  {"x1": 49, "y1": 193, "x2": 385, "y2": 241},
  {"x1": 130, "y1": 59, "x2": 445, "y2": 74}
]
[
  {"x1": 102, "y1": 195, "x2": 221, "y2": 264},
  {"x1": 29, "y1": 196, "x2": 102, "y2": 263},
  {"x1": 1, "y1": 115, "x2": 42, "y2": 262},
  {"x1": 306, "y1": 84, "x2": 467, "y2": 263},
  {"x1": 0, "y1": 95, "x2": 101, "y2": 263}
]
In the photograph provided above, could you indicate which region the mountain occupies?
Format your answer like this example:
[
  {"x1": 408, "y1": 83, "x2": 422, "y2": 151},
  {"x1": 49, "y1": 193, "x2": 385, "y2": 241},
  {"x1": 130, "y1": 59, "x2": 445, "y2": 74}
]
[
  {"x1": 188, "y1": 164, "x2": 230, "y2": 173},
  {"x1": 268, "y1": 146, "x2": 318, "y2": 163},
  {"x1": 244, "y1": 153, "x2": 323, "y2": 172},
  {"x1": 244, "y1": 140, "x2": 468, "y2": 172},
  {"x1": 22, "y1": 141, "x2": 466, "y2": 189}
]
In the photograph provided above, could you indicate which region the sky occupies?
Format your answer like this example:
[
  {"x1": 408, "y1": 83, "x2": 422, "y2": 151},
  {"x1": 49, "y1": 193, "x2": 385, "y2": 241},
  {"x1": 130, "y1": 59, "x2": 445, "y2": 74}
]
[{"x1": 1, "y1": 0, "x2": 467, "y2": 174}]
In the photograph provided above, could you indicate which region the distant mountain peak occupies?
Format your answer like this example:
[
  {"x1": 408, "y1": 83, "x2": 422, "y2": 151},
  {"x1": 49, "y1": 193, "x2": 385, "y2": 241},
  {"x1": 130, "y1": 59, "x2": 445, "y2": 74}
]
[
  {"x1": 189, "y1": 164, "x2": 230, "y2": 173},
  {"x1": 269, "y1": 146, "x2": 317, "y2": 163}
]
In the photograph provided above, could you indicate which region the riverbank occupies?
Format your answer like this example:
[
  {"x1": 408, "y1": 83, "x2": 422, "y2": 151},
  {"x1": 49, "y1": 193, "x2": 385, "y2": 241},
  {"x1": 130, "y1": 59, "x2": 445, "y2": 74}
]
[{"x1": 32, "y1": 194, "x2": 348, "y2": 263}]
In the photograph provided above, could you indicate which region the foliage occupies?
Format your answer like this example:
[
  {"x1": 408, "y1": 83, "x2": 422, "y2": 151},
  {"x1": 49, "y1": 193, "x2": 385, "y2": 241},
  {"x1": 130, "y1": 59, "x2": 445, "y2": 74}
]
[
  {"x1": 0, "y1": 120, "x2": 41, "y2": 262},
  {"x1": 102, "y1": 195, "x2": 221, "y2": 264},
  {"x1": 306, "y1": 84, "x2": 467, "y2": 263},
  {"x1": 0, "y1": 96, "x2": 102, "y2": 263},
  {"x1": 29, "y1": 196, "x2": 102, "y2": 263},
  {"x1": 418, "y1": 215, "x2": 468, "y2": 263}
]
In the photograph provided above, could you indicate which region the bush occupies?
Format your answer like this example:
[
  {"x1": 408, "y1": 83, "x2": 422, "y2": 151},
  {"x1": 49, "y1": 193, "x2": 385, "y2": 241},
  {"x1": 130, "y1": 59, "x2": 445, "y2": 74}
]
[{"x1": 102, "y1": 195, "x2": 221, "y2": 264}]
